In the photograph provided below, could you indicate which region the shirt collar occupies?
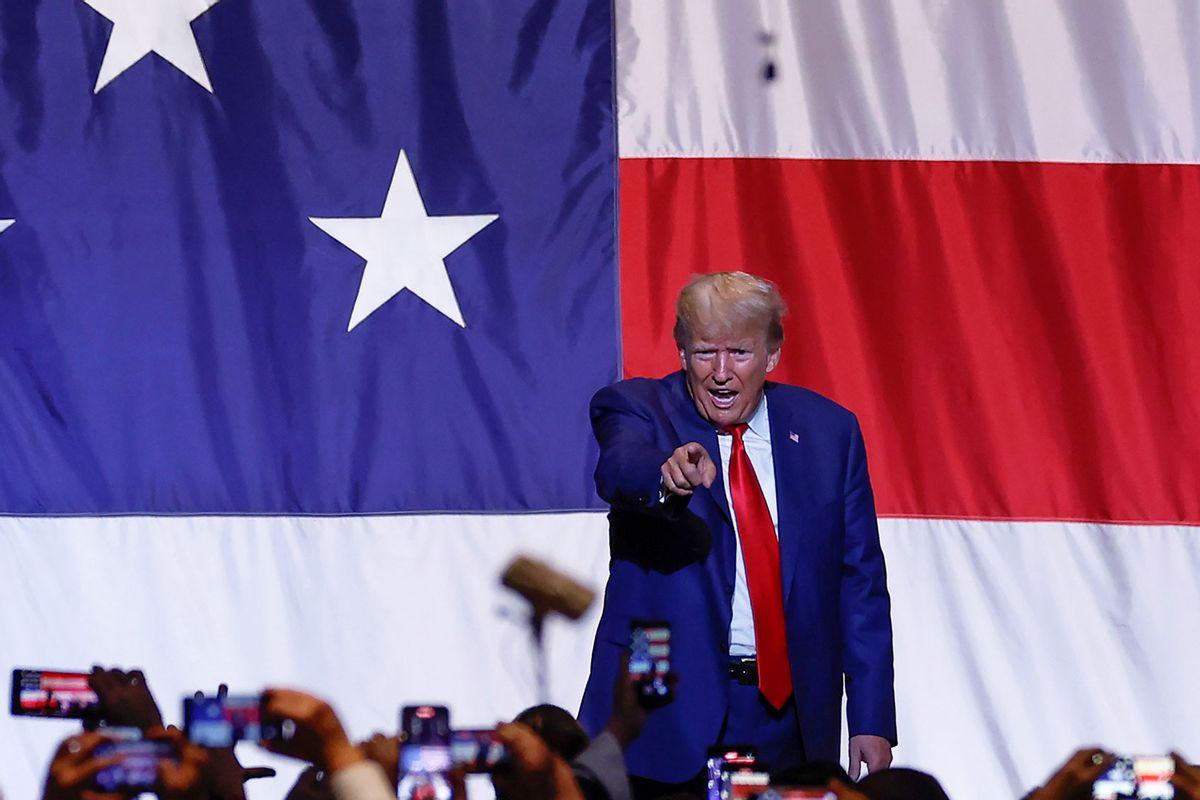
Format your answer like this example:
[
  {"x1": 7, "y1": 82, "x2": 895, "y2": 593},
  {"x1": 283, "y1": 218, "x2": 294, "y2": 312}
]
[
  {"x1": 744, "y1": 392, "x2": 770, "y2": 440},
  {"x1": 717, "y1": 393, "x2": 769, "y2": 439}
]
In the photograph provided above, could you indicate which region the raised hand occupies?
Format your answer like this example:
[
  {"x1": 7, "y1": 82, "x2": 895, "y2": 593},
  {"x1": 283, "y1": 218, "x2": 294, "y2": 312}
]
[
  {"x1": 190, "y1": 685, "x2": 277, "y2": 800},
  {"x1": 491, "y1": 722, "x2": 583, "y2": 800},
  {"x1": 1172, "y1": 751, "x2": 1199, "y2": 800},
  {"x1": 88, "y1": 666, "x2": 163, "y2": 731},
  {"x1": 1027, "y1": 748, "x2": 1113, "y2": 800},
  {"x1": 259, "y1": 688, "x2": 362, "y2": 774},
  {"x1": 41, "y1": 732, "x2": 124, "y2": 800},
  {"x1": 153, "y1": 726, "x2": 210, "y2": 800},
  {"x1": 661, "y1": 442, "x2": 717, "y2": 497},
  {"x1": 358, "y1": 733, "x2": 400, "y2": 786}
]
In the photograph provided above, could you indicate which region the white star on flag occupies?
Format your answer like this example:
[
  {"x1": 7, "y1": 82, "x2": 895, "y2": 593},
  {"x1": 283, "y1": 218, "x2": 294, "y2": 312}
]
[
  {"x1": 82, "y1": 0, "x2": 221, "y2": 93},
  {"x1": 310, "y1": 150, "x2": 499, "y2": 331},
  {"x1": 0, "y1": 220, "x2": 13, "y2": 235}
]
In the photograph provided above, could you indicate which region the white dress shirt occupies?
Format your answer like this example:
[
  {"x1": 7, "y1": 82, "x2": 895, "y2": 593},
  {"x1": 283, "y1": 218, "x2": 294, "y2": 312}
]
[{"x1": 716, "y1": 396, "x2": 779, "y2": 657}]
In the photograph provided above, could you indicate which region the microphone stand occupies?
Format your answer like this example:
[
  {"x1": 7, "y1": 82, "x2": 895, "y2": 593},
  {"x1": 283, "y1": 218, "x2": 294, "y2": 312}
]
[{"x1": 529, "y1": 607, "x2": 549, "y2": 705}]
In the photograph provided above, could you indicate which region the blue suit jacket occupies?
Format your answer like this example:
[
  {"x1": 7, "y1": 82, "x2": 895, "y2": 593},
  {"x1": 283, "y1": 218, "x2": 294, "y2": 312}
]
[{"x1": 577, "y1": 372, "x2": 896, "y2": 782}]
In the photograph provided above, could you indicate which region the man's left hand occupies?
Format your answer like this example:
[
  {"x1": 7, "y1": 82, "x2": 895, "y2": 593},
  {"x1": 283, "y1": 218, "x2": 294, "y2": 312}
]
[{"x1": 847, "y1": 734, "x2": 892, "y2": 780}]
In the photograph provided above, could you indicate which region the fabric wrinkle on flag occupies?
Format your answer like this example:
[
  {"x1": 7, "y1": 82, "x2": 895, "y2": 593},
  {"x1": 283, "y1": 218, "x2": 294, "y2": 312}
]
[{"x1": 0, "y1": 0, "x2": 617, "y2": 516}]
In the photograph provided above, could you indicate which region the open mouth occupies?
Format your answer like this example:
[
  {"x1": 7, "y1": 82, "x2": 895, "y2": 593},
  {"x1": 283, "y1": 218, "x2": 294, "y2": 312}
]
[{"x1": 708, "y1": 388, "x2": 738, "y2": 409}]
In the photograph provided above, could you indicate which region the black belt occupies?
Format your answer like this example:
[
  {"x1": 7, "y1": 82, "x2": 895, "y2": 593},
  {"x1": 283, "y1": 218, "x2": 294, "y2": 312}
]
[{"x1": 728, "y1": 657, "x2": 758, "y2": 686}]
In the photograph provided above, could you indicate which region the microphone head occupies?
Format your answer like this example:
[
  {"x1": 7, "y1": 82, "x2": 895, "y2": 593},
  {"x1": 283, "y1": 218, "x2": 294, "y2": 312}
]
[{"x1": 501, "y1": 556, "x2": 595, "y2": 621}]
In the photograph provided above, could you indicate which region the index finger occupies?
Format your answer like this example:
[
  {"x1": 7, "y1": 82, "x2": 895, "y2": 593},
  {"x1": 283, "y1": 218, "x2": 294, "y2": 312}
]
[
  {"x1": 676, "y1": 458, "x2": 708, "y2": 488},
  {"x1": 682, "y1": 443, "x2": 715, "y2": 487}
]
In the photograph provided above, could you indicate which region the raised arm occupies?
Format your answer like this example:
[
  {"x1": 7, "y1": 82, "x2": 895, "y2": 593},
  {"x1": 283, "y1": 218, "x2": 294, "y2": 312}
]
[
  {"x1": 590, "y1": 383, "x2": 672, "y2": 509},
  {"x1": 591, "y1": 383, "x2": 714, "y2": 511}
]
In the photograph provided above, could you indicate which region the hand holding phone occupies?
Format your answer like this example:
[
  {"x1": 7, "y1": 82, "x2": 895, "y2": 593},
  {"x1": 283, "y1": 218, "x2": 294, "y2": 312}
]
[
  {"x1": 451, "y1": 729, "x2": 509, "y2": 773},
  {"x1": 1093, "y1": 755, "x2": 1174, "y2": 800},
  {"x1": 399, "y1": 705, "x2": 452, "y2": 800},
  {"x1": 757, "y1": 790, "x2": 835, "y2": 800},
  {"x1": 41, "y1": 727, "x2": 184, "y2": 794},
  {"x1": 259, "y1": 689, "x2": 358, "y2": 773},
  {"x1": 93, "y1": 733, "x2": 178, "y2": 793},
  {"x1": 10, "y1": 668, "x2": 99, "y2": 719},
  {"x1": 184, "y1": 690, "x2": 281, "y2": 748},
  {"x1": 44, "y1": 731, "x2": 137, "y2": 797},
  {"x1": 706, "y1": 747, "x2": 757, "y2": 800},
  {"x1": 629, "y1": 620, "x2": 673, "y2": 708},
  {"x1": 87, "y1": 666, "x2": 163, "y2": 730}
]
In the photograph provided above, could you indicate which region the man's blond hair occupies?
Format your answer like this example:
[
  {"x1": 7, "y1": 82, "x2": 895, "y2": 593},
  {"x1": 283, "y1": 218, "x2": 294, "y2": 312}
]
[{"x1": 673, "y1": 271, "x2": 786, "y2": 349}]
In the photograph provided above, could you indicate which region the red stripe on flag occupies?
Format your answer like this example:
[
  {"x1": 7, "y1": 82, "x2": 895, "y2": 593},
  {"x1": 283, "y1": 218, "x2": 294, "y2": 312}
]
[{"x1": 619, "y1": 157, "x2": 1200, "y2": 524}]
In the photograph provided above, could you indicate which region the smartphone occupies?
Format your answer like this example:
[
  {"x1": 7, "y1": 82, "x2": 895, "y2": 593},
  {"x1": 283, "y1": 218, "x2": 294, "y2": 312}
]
[
  {"x1": 183, "y1": 693, "x2": 285, "y2": 747},
  {"x1": 93, "y1": 729, "x2": 177, "y2": 792},
  {"x1": 1093, "y1": 755, "x2": 1174, "y2": 800},
  {"x1": 398, "y1": 705, "x2": 452, "y2": 800},
  {"x1": 629, "y1": 620, "x2": 672, "y2": 706},
  {"x1": 706, "y1": 746, "x2": 758, "y2": 800},
  {"x1": 727, "y1": 770, "x2": 771, "y2": 799},
  {"x1": 10, "y1": 669, "x2": 99, "y2": 719},
  {"x1": 450, "y1": 729, "x2": 508, "y2": 773}
]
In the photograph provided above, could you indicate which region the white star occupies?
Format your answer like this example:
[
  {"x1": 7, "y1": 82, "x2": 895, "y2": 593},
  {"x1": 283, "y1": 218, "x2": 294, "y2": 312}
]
[
  {"x1": 82, "y1": 0, "x2": 220, "y2": 93},
  {"x1": 0, "y1": 221, "x2": 12, "y2": 235},
  {"x1": 310, "y1": 150, "x2": 499, "y2": 331}
]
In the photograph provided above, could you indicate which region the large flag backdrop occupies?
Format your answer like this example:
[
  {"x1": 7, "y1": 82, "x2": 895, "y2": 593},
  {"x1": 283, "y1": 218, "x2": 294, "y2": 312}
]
[
  {"x1": 617, "y1": 1, "x2": 1200, "y2": 798},
  {"x1": 2, "y1": 1, "x2": 1199, "y2": 799},
  {"x1": 0, "y1": 1, "x2": 615, "y2": 797}
]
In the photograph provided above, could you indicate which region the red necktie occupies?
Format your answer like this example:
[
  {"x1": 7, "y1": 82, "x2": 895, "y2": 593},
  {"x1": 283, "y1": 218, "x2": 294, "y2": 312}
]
[{"x1": 728, "y1": 424, "x2": 793, "y2": 709}]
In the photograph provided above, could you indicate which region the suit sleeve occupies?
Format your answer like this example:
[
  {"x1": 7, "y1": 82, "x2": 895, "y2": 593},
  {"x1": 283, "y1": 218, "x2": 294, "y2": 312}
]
[
  {"x1": 590, "y1": 383, "x2": 674, "y2": 511},
  {"x1": 840, "y1": 416, "x2": 898, "y2": 744}
]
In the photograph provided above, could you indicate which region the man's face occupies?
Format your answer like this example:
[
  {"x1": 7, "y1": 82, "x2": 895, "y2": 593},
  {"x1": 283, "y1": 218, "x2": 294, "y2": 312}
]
[{"x1": 680, "y1": 321, "x2": 780, "y2": 429}]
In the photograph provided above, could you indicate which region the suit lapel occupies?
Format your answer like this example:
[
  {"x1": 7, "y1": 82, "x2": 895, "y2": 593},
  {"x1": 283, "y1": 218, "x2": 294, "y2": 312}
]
[{"x1": 766, "y1": 384, "x2": 810, "y2": 606}]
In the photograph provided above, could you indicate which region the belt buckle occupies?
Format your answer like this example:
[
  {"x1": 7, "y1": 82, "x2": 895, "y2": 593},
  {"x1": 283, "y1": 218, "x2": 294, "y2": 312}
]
[{"x1": 730, "y1": 657, "x2": 758, "y2": 686}]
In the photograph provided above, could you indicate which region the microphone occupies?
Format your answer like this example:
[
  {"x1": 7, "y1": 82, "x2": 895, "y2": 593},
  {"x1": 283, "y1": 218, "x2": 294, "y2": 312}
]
[{"x1": 501, "y1": 556, "x2": 595, "y2": 621}]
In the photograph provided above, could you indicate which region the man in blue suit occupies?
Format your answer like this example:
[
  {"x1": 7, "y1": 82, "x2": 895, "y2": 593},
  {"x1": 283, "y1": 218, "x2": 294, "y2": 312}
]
[{"x1": 578, "y1": 272, "x2": 896, "y2": 795}]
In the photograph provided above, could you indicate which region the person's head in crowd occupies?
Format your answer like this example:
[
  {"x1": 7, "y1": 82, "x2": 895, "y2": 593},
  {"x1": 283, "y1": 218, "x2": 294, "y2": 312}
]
[
  {"x1": 764, "y1": 761, "x2": 863, "y2": 800},
  {"x1": 854, "y1": 767, "x2": 950, "y2": 800},
  {"x1": 492, "y1": 721, "x2": 584, "y2": 800},
  {"x1": 771, "y1": 760, "x2": 852, "y2": 787},
  {"x1": 33, "y1": 663, "x2": 596, "y2": 800},
  {"x1": 673, "y1": 271, "x2": 786, "y2": 429},
  {"x1": 258, "y1": 688, "x2": 591, "y2": 800},
  {"x1": 51, "y1": 666, "x2": 274, "y2": 800},
  {"x1": 514, "y1": 704, "x2": 590, "y2": 761}
]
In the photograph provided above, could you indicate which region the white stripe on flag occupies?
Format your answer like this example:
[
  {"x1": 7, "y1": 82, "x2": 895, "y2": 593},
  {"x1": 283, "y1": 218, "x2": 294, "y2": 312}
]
[
  {"x1": 0, "y1": 513, "x2": 611, "y2": 800},
  {"x1": 883, "y1": 517, "x2": 1200, "y2": 798},
  {"x1": 617, "y1": 0, "x2": 1200, "y2": 163}
]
